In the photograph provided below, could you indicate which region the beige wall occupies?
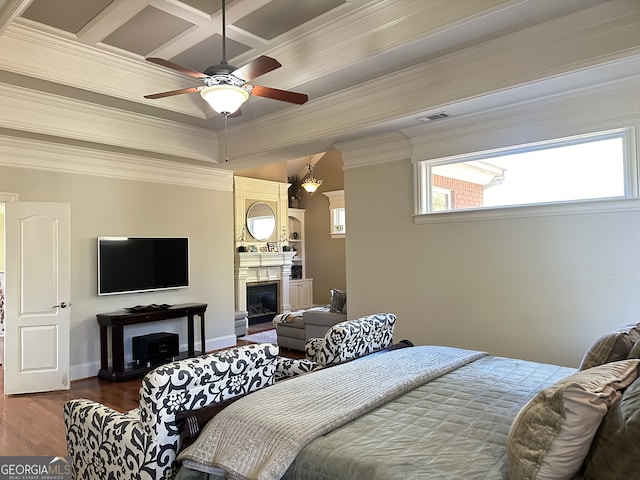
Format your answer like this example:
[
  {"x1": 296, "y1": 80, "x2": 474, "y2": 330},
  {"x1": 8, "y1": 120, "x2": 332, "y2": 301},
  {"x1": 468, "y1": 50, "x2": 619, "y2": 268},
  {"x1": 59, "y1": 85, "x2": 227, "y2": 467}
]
[
  {"x1": 344, "y1": 159, "x2": 640, "y2": 368},
  {"x1": 235, "y1": 163, "x2": 287, "y2": 183},
  {"x1": 301, "y1": 151, "x2": 346, "y2": 305},
  {"x1": 0, "y1": 165, "x2": 235, "y2": 379},
  {"x1": 341, "y1": 78, "x2": 640, "y2": 368}
]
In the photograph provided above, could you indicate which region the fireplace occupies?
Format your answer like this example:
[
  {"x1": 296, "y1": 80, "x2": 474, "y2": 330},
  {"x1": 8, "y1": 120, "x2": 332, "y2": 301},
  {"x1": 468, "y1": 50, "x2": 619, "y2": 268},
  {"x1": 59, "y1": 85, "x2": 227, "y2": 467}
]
[
  {"x1": 235, "y1": 251, "x2": 296, "y2": 321},
  {"x1": 246, "y1": 282, "x2": 279, "y2": 325}
]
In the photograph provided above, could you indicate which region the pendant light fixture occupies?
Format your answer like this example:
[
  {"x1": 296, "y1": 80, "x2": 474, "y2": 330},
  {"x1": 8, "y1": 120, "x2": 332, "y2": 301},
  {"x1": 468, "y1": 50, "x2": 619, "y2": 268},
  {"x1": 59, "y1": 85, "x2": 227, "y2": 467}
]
[{"x1": 302, "y1": 163, "x2": 322, "y2": 193}]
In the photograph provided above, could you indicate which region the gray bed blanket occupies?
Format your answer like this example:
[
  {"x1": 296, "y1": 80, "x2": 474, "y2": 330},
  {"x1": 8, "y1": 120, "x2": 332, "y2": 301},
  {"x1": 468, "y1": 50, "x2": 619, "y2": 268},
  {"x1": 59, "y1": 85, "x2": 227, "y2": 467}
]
[
  {"x1": 282, "y1": 355, "x2": 574, "y2": 480},
  {"x1": 178, "y1": 346, "x2": 487, "y2": 480}
]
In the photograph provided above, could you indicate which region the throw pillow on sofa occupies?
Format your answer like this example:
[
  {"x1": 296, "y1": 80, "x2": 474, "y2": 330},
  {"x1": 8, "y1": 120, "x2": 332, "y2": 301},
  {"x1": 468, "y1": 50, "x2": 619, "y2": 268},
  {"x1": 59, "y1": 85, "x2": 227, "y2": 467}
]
[{"x1": 329, "y1": 289, "x2": 346, "y2": 313}]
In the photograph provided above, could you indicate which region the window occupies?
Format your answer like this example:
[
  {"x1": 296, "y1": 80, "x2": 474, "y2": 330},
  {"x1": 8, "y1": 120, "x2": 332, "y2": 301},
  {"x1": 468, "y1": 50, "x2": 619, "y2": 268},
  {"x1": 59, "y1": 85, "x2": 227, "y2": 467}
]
[
  {"x1": 332, "y1": 207, "x2": 346, "y2": 234},
  {"x1": 323, "y1": 190, "x2": 345, "y2": 237},
  {"x1": 416, "y1": 128, "x2": 638, "y2": 219}
]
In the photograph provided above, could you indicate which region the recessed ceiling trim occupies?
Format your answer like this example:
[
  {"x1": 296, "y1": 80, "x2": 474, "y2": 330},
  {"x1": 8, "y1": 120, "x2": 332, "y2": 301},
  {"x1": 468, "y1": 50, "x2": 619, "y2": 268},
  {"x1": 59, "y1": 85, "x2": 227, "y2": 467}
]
[
  {"x1": 1, "y1": 23, "x2": 208, "y2": 118},
  {"x1": 0, "y1": 133, "x2": 233, "y2": 190},
  {"x1": 146, "y1": 23, "x2": 214, "y2": 60},
  {"x1": 226, "y1": 25, "x2": 269, "y2": 49},
  {"x1": 0, "y1": 82, "x2": 219, "y2": 163},
  {"x1": 0, "y1": 0, "x2": 32, "y2": 36},
  {"x1": 76, "y1": 0, "x2": 148, "y2": 44},
  {"x1": 150, "y1": 0, "x2": 213, "y2": 24}
]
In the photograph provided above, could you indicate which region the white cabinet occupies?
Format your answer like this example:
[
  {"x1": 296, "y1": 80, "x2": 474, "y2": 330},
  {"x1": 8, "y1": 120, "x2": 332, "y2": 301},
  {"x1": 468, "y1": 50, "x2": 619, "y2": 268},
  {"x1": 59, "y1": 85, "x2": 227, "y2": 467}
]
[
  {"x1": 287, "y1": 208, "x2": 313, "y2": 310},
  {"x1": 290, "y1": 278, "x2": 313, "y2": 310}
]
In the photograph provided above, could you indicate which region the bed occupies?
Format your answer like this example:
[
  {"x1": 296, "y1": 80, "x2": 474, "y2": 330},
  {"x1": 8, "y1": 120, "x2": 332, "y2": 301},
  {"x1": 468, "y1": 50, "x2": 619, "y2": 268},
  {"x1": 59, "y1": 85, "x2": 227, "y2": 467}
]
[{"x1": 172, "y1": 322, "x2": 640, "y2": 480}]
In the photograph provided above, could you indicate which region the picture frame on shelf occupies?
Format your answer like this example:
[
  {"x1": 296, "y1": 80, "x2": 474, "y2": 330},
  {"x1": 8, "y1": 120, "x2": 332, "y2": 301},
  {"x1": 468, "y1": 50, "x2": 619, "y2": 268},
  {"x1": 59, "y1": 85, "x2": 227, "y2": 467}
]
[{"x1": 267, "y1": 242, "x2": 278, "y2": 252}]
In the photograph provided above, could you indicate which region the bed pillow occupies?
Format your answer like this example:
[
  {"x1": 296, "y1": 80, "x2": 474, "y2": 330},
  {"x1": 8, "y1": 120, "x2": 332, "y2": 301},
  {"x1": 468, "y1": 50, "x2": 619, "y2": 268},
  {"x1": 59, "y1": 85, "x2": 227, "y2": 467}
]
[
  {"x1": 581, "y1": 373, "x2": 640, "y2": 479},
  {"x1": 507, "y1": 359, "x2": 640, "y2": 480},
  {"x1": 627, "y1": 338, "x2": 640, "y2": 359},
  {"x1": 579, "y1": 323, "x2": 640, "y2": 370},
  {"x1": 329, "y1": 289, "x2": 347, "y2": 313}
]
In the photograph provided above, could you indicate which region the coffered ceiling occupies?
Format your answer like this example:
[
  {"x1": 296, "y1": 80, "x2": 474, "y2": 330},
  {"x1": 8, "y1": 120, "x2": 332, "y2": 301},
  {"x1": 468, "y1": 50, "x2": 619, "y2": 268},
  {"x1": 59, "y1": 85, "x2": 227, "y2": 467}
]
[{"x1": 0, "y1": 0, "x2": 639, "y2": 170}]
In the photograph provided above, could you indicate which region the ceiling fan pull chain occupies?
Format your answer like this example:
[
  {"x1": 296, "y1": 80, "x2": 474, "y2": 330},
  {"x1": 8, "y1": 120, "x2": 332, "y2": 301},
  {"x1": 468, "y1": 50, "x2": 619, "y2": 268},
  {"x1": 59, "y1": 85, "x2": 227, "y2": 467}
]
[{"x1": 224, "y1": 113, "x2": 229, "y2": 162}]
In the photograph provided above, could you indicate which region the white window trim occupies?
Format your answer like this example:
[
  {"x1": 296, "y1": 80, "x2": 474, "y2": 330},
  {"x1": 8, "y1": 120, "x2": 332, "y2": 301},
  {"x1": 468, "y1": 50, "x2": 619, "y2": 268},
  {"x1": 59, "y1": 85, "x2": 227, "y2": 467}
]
[
  {"x1": 414, "y1": 127, "x2": 640, "y2": 224},
  {"x1": 323, "y1": 190, "x2": 345, "y2": 238}
]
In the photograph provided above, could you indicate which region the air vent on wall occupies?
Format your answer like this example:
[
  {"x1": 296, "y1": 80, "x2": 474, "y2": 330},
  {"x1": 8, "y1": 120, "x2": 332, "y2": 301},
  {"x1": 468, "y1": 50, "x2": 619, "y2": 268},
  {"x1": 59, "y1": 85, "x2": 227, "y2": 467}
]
[{"x1": 417, "y1": 112, "x2": 449, "y2": 123}]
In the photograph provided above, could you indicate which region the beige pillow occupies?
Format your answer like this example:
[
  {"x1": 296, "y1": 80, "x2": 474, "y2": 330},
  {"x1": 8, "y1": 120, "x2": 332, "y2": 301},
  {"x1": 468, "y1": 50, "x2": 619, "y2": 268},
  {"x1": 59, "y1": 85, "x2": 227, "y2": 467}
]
[
  {"x1": 578, "y1": 323, "x2": 640, "y2": 370},
  {"x1": 507, "y1": 359, "x2": 640, "y2": 480},
  {"x1": 627, "y1": 337, "x2": 640, "y2": 359},
  {"x1": 582, "y1": 371, "x2": 640, "y2": 479}
]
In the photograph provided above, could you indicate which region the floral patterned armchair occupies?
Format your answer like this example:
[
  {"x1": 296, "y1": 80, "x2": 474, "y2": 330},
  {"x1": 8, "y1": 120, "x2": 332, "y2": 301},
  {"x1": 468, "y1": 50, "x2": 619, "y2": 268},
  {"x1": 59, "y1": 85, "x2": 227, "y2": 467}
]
[
  {"x1": 276, "y1": 313, "x2": 397, "y2": 379},
  {"x1": 64, "y1": 343, "x2": 278, "y2": 480}
]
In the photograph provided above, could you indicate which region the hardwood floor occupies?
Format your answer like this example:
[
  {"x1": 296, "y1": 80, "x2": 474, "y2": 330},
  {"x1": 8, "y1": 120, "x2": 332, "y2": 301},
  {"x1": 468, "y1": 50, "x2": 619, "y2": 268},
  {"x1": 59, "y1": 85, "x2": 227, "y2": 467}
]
[{"x1": 0, "y1": 323, "x2": 299, "y2": 457}]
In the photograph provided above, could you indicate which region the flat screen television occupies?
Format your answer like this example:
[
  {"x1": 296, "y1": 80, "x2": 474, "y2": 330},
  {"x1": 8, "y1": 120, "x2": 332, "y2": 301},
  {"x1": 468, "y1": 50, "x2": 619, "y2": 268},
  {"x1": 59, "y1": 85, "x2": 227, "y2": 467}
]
[{"x1": 98, "y1": 236, "x2": 190, "y2": 295}]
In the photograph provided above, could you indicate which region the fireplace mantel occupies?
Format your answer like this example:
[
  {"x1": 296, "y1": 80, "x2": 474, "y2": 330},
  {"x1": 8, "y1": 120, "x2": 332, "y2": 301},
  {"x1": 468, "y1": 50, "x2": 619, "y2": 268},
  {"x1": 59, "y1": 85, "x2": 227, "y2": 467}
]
[
  {"x1": 236, "y1": 251, "x2": 296, "y2": 268},
  {"x1": 235, "y1": 251, "x2": 296, "y2": 315}
]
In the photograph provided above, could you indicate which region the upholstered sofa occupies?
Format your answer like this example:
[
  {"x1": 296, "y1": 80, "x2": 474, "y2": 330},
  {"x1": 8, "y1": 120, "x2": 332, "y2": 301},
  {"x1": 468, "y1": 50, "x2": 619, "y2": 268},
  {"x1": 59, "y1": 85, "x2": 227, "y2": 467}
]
[
  {"x1": 274, "y1": 307, "x2": 347, "y2": 351},
  {"x1": 276, "y1": 312, "x2": 397, "y2": 379},
  {"x1": 64, "y1": 343, "x2": 279, "y2": 480},
  {"x1": 304, "y1": 309, "x2": 348, "y2": 340}
]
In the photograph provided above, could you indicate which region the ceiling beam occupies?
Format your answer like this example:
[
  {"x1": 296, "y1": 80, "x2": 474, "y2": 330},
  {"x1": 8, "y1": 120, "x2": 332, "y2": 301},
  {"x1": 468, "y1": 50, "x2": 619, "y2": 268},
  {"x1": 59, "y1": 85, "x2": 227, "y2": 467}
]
[{"x1": 0, "y1": 0, "x2": 32, "y2": 36}]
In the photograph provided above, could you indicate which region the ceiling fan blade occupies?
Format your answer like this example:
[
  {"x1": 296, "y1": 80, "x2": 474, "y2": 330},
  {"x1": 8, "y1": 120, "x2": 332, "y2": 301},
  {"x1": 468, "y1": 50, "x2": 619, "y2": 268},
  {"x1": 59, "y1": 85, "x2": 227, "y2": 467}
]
[
  {"x1": 144, "y1": 86, "x2": 203, "y2": 99},
  {"x1": 232, "y1": 56, "x2": 281, "y2": 82},
  {"x1": 146, "y1": 57, "x2": 206, "y2": 79},
  {"x1": 251, "y1": 85, "x2": 308, "y2": 105}
]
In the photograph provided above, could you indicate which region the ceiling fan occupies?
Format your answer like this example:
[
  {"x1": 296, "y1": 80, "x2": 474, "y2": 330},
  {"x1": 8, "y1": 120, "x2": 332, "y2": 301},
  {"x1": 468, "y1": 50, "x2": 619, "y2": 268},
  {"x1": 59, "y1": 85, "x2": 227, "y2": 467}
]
[{"x1": 143, "y1": 0, "x2": 308, "y2": 116}]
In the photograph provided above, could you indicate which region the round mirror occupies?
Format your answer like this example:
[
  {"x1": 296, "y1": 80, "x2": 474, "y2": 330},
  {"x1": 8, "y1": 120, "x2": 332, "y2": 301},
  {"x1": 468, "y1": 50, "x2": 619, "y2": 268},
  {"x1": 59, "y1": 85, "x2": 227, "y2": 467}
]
[{"x1": 246, "y1": 202, "x2": 276, "y2": 241}]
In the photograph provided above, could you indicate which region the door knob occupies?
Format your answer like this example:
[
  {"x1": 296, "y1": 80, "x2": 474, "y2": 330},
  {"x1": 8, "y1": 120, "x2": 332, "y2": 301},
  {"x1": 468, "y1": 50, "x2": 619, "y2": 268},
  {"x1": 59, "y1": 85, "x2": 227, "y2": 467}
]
[{"x1": 52, "y1": 302, "x2": 70, "y2": 309}]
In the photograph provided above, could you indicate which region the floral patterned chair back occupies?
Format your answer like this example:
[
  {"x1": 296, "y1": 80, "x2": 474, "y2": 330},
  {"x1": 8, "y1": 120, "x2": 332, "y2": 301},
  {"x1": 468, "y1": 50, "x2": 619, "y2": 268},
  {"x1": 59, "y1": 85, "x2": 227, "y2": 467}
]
[
  {"x1": 308, "y1": 313, "x2": 397, "y2": 366},
  {"x1": 64, "y1": 343, "x2": 278, "y2": 480},
  {"x1": 276, "y1": 313, "x2": 397, "y2": 380}
]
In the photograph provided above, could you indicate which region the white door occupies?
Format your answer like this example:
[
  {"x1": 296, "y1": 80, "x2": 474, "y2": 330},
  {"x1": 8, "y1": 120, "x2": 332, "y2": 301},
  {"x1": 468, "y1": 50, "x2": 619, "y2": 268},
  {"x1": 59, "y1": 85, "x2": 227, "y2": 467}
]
[{"x1": 4, "y1": 202, "x2": 71, "y2": 395}]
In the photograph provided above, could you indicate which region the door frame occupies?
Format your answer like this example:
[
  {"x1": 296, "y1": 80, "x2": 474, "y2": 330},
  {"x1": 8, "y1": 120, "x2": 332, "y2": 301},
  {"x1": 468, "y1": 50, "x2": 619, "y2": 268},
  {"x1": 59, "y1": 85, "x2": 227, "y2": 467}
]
[
  {"x1": 0, "y1": 193, "x2": 17, "y2": 368},
  {"x1": 3, "y1": 198, "x2": 72, "y2": 394}
]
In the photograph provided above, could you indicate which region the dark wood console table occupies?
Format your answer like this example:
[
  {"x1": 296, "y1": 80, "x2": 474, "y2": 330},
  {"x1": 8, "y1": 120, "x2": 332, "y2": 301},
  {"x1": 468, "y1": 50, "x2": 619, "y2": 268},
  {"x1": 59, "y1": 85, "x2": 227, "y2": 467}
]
[{"x1": 97, "y1": 303, "x2": 207, "y2": 382}]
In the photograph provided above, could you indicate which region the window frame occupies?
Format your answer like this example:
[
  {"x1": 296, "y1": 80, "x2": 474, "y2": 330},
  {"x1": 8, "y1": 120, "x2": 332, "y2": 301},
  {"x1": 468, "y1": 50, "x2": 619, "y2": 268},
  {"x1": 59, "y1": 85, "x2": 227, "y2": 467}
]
[
  {"x1": 322, "y1": 190, "x2": 346, "y2": 238},
  {"x1": 414, "y1": 127, "x2": 640, "y2": 223},
  {"x1": 331, "y1": 207, "x2": 346, "y2": 236}
]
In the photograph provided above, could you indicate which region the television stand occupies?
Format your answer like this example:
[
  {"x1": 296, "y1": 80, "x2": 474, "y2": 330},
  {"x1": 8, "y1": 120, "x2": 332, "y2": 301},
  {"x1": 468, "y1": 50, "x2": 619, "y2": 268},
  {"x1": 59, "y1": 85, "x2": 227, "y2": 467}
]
[{"x1": 97, "y1": 303, "x2": 207, "y2": 382}]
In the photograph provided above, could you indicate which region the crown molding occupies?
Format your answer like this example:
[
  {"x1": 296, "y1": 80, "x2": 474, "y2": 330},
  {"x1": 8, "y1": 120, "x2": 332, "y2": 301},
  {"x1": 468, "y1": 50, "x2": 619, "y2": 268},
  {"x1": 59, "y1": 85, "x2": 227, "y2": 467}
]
[
  {"x1": 0, "y1": 23, "x2": 207, "y2": 119},
  {"x1": 0, "y1": 82, "x2": 219, "y2": 163},
  {"x1": 336, "y1": 132, "x2": 412, "y2": 169},
  {"x1": 0, "y1": 134, "x2": 233, "y2": 190},
  {"x1": 0, "y1": 0, "x2": 31, "y2": 36},
  {"x1": 404, "y1": 72, "x2": 640, "y2": 162},
  {"x1": 2, "y1": 1, "x2": 640, "y2": 168},
  {"x1": 221, "y1": 1, "x2": 640, "y2": 162}
]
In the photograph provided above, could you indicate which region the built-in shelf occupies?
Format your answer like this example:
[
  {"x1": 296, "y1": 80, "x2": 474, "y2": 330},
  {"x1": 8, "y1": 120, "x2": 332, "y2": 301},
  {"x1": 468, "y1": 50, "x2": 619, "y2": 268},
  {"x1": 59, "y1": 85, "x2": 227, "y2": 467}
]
[{"x1": 287, "y1": 208, "x2": 306, "y2": 279}]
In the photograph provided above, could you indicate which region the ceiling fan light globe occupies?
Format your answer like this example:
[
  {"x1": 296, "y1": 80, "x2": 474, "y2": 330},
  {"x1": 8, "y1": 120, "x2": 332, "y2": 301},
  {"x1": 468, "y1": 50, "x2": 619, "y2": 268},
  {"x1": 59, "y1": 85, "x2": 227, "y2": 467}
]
[{"x1": 200, "y1": 85, "x2": 249, "y2": 114}]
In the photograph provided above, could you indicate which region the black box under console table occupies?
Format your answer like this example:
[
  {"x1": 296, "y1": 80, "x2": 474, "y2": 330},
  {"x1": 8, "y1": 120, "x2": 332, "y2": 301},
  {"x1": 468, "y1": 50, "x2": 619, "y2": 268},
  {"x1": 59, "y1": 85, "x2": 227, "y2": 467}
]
[{"x1": 97, "y1": 303, "x2": 207, "y2": 382}]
